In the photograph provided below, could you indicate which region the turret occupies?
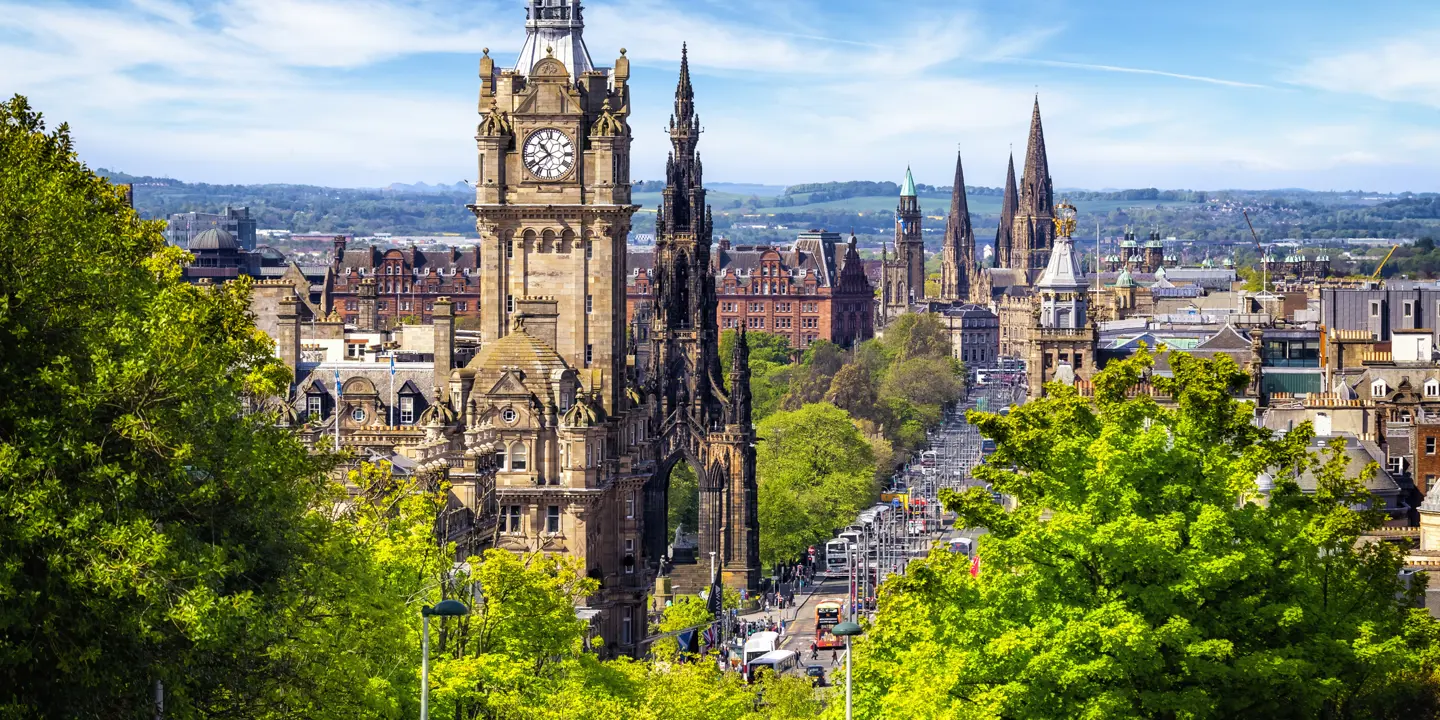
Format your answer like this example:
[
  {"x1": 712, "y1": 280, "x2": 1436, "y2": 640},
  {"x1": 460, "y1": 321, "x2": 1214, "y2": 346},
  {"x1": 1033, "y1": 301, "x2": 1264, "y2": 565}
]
[{"x1": 728, "y1": 325, "x2": 752, "y2": 428}]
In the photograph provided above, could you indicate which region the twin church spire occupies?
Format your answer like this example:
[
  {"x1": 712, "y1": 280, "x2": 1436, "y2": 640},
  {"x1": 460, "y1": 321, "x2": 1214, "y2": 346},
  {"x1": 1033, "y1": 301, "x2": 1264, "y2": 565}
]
[{"x1": 946, "y1": 97, "x2": 1053, "y2": 301}]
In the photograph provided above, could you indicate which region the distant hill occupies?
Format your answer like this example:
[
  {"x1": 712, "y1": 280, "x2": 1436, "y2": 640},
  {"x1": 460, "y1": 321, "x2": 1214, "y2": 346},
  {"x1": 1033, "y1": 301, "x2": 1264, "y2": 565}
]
[
  {"x1": 97, "y1": 168, "x2": 1439, "y2": 244},
  {"x1": 383, "y1": 181, "x2": 469, "y2": 194}
]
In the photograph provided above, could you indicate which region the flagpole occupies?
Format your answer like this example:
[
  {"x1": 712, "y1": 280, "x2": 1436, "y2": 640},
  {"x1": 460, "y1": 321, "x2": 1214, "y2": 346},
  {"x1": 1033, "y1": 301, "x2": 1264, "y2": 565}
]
[{"x1": 389, "y1": 352, "x2": 396, "y2": 427}]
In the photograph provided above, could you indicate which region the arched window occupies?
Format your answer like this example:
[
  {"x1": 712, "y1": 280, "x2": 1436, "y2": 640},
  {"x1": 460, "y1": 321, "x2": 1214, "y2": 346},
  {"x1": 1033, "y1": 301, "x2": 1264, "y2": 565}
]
[
  {"x1": 1372, "y1": 379, "x2": 1388, "y2": 398},
  {"x1": 509, "y1": 442, "x2": 528, "y2": 471},
  {"x1": 494, "y1": 446, "x2": 507, "y2": 471},
  {"x1": 1426, "y1": 379, "x2": 1439, "y2": 398}
]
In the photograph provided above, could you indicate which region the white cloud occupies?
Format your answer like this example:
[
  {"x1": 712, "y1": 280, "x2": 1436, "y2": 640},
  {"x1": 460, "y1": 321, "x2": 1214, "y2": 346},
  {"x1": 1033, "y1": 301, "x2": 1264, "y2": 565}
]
[
  {"x1": 2, "y1": 0, "x2": 1437, "y2": 191},
  {"x1": 1015, "y1": 59, "x2": 1268, "y2": 89},
  {"x1": 1291, "y1": 32, "x2": 1440, "y2": 106},
  {"x1": 217, "y1": 0, "x2": 503, "y2": 68}
]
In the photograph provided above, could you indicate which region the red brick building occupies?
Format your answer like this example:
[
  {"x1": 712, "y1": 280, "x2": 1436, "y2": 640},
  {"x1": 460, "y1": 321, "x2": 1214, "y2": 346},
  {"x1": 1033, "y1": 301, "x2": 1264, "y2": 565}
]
[
  {"x1": 327, "y1": 238, "x2": 486, "y2": 327},
  {"x1": 627, "y1": 230, "x2": 875, "y2": 349}
]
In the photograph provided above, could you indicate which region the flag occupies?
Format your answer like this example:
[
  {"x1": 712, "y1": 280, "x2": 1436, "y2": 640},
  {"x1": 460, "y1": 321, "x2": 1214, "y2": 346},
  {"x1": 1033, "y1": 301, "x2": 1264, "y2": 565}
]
[
  {"x1": 334, "y1": 369, "x2": 342, "y2": 396},
  {"x1": 969, "y1": 555, "x2": 980, "y2": 578},
  {"x1": 702, "y1": 625, "x2": 717, "y2": 647},
  {"x1": 389, "y1": 353, "x2": 395, "y2": 376}
]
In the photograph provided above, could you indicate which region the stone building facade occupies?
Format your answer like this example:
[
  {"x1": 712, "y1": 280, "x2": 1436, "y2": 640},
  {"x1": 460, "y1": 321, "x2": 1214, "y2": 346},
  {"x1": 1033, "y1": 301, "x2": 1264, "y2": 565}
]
[
  {"x1": 262, "y1": 3, "x2": 759, "y2": 655},
  {"x1": 627, "y1": 231, "x2": 875, "y2": 350},
  {"x1": 1025, "y1": 202, "x2": 1097, "y2": 397}
]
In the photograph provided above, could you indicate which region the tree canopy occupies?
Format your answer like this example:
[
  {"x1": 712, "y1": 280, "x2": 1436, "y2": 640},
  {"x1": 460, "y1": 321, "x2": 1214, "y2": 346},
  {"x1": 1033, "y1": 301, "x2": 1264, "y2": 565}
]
[
  {"x1": 756, "y1": 403, "x2": 879, "y2": 567},
  {"x1": 0, "y1": 94, "x2": 347, "y2": 718},
  {"x1": 843, "y1": 350, "x2": 1440, "y2": 719}
]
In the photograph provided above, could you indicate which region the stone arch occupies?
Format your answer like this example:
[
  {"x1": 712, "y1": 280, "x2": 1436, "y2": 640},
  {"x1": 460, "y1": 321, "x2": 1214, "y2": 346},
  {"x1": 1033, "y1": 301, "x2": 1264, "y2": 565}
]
[{"x1": 641, "y1": 440, "x2": 712, "y2": 576}]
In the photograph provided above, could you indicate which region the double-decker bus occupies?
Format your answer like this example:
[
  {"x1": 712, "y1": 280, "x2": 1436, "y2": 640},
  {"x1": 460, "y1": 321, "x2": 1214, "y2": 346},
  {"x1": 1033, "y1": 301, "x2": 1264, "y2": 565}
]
[
  {"x1": 823, "y1": 539, "x2": 850, "y2": 577},
  {"x1": 815, "y1": 600, "x2": 845, "y2": 649}
]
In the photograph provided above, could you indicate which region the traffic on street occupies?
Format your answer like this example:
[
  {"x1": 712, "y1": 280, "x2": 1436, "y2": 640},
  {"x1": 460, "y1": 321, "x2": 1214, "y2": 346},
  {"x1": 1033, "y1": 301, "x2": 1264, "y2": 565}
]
[{"x1": 721, "y1": 370, "x2": 1027, "y2": 686}]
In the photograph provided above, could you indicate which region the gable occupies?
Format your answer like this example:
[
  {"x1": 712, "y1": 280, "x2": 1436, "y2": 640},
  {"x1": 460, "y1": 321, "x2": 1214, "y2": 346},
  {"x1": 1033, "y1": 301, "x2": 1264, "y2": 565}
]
[{"x1": 487, "y1": 370, "x2": 532, "y2": 397}]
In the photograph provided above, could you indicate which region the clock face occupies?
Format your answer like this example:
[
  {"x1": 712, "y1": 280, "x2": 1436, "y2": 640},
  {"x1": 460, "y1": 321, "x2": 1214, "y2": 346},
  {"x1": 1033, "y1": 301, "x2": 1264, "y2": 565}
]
[{"x1": 522, "y1": 128, "x2": 575, "y2": 180}]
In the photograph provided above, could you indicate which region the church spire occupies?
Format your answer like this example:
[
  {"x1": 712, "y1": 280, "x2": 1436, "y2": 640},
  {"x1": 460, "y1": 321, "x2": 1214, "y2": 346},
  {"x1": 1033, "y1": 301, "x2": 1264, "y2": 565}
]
[
  {"x1": 1020, "y1": 97, "x2": 1053, "y2": 217},
  {"x1": 940, "y1": 149, "x2": 974, "y2": 302},
  {"x1": 996, "y1": 153, "x2": 1018, "y2": 269}
]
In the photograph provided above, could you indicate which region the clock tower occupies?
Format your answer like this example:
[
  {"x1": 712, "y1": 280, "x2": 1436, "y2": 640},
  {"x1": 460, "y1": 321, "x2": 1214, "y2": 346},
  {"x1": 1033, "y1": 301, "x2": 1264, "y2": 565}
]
[{"x1": 471, "y1": 0, "x2": 634, "y2": 413}]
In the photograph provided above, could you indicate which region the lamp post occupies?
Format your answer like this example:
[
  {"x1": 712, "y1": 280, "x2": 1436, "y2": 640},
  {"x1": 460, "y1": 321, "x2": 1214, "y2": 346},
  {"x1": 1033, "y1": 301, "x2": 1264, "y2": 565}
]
[
  {"x1": 833, "y1": 620, "x2": 864, "y2": 720},
  {"x1": 421, "y1": 599, "x2": 470, "y2": 720}
]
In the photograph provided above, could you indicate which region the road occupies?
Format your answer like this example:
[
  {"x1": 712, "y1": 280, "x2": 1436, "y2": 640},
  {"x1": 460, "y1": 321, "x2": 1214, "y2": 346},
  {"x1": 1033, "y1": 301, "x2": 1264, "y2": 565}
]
[{"x1": 724, "y1": 376, "x2": 1025, "y2": 678}]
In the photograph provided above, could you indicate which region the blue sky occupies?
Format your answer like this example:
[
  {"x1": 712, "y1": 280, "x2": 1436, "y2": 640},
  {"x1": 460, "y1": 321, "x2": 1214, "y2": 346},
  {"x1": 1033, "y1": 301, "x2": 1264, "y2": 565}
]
[{"x1": 4, "y1": 0, "x2": 1440, "y2": 191}]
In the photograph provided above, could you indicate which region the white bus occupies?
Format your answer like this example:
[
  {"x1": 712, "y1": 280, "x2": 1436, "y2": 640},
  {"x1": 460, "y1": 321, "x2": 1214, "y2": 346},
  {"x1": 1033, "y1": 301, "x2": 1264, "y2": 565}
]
[
  {"x1": 747, "y1": 649, "x2": 801, "y2": 683},
  {"x1": 743, "y1": 631, "x2": 780, "y2": 666},
  {"x1": 824, "y1": 539, "x2": 850, "y2": 576}
]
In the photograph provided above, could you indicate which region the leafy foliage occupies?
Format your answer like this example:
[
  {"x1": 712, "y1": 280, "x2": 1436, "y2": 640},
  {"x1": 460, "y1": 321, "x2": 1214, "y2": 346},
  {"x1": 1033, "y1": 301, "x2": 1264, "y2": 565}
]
[
  {"x1": 0, "y1": 95, "x2": 347, "y2": 718},
  {"x1": 843, "y1": 350, "x2": 1440, "y2": 719},
  {"x1": 756, "y1": 404, "x2": 878, "y2": 567}
]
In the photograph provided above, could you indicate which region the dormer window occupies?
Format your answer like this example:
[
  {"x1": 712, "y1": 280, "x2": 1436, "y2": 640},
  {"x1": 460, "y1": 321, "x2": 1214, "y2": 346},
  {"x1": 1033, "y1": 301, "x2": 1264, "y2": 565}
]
[
  {"x1": 1428, "y1": 379, "x2": 1440, "y2": 399},
  {"x1": 1372, "y1": 379, "x2": 1388, "y2": 397}
]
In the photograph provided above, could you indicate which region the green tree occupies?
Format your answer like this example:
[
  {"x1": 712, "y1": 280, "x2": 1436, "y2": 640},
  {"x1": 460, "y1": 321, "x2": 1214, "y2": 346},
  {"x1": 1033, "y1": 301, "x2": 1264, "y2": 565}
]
[
  {"x1": 668, "y1": 461, "x2": 700, "y2": 539},
  {"x1": 880, "y1": 313, "x2": 950, "y2": 362},
  {"x1": 756, "y1": 403, "x2": 878, "y2": 567},
  {"x1": 825, "y1": 362, "x2": 878, "y2": 419},
  {"x1": 783, "y1": 341, "x2": 846, "y2": 409},
  {"x1": 843, "y1": 351, "x2": 1440, "y2": 719},
  {"x1": 0, "y1": 95, "x2": 345, "y2": 718},
  {"x1": 879, "y1": 356, "x2": 963, "y2": 410}
]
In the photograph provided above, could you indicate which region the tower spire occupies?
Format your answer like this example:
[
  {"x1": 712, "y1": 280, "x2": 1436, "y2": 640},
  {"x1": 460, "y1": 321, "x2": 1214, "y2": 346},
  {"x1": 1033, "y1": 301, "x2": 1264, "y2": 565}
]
[
  {"x1": 663, "y1": 43, "x2": 702, "y2": 235},
  {"x1": 996, "y1": 153, "x2": 1018, "y2": 269},
  {"x1": 673, "y1": 42, "x2": 695, "y2": 129},
  {"x1": 1022, "y1": 97, "x2": 1051, "y2": 207},
  {"x1": 1016, "y1": 97, "x2": 1055, "y2": 279},
  {"x1": 940, "y1": 149, "x2": 974, "y2": 302}
]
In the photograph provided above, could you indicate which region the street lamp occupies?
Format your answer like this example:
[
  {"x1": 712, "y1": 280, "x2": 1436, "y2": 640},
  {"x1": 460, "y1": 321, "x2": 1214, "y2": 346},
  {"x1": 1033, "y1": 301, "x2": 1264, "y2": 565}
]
[
  {"x1": 421, "y1": 599, "x2": 470, "y2": 720},
  {"x1": 833, "y1": 620, "x2": 864, "y2": 720}
]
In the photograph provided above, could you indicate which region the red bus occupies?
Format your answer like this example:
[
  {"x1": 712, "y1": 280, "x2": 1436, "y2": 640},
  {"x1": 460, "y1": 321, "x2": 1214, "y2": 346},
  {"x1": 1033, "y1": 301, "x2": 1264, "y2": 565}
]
[{"x1": 815, "y1": 601, "x2": 844, "y2": 649}]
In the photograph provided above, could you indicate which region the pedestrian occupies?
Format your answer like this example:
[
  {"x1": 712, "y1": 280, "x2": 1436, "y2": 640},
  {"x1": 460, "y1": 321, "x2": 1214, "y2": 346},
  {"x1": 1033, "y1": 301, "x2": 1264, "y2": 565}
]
[
  {"x1": 810, "y1": 642, "x2": 819, "y2": 660},
  {"x1": 831, "y1": 650, "x2": 839, "y2": 667}
]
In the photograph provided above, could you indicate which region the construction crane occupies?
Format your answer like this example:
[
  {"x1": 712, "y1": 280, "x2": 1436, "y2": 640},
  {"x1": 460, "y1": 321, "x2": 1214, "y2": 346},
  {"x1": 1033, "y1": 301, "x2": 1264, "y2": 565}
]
[{"x1": 1372, "y1": 244, "x2": 1399, "y2": 279}]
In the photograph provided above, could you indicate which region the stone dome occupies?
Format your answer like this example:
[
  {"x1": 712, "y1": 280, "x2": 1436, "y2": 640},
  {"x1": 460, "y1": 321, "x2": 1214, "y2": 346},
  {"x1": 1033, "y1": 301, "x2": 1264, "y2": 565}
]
[
  {"x1": 188, "y1": 228, "x2": 238, "y2": 251},
  {"x1": 465, "y1": 326, "x2": 569, "y2": 392},
  {"x1": 561, "y1": 395, "x2": 606, "y2": 428}
]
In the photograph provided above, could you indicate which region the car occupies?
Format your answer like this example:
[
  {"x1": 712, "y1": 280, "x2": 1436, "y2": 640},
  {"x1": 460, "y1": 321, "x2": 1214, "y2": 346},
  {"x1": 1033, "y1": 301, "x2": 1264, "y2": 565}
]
[{"x1": 806, "y1": 665, "x2": 828, "y2": 687}]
